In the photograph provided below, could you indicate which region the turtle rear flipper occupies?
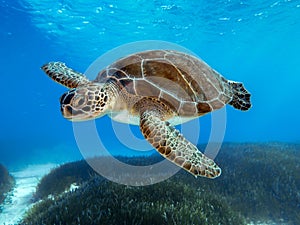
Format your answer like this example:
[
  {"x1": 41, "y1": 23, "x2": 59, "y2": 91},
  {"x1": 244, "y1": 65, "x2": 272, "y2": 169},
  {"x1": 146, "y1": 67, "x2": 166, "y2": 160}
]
[{"x1": 228, "y1": 81, "x2": 251, "y2": 111}]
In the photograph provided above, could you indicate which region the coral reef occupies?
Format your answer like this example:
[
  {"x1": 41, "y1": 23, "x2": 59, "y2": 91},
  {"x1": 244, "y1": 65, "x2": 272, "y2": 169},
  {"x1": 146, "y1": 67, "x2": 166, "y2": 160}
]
[{"x1": 21, "y1": 143, "x2": 300, "y2": 224}]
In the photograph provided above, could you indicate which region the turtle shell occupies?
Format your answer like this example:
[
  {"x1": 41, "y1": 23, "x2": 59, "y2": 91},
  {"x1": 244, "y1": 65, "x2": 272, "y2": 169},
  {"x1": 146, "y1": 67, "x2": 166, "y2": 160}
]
[{"x1": 94, "y1": 50, "x2": 233, "y2": 116}]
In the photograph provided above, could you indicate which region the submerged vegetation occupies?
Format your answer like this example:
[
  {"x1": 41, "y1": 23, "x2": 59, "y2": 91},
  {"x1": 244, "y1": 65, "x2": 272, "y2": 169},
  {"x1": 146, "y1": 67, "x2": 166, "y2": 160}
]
[
  {"x1": 0, "y1": 164, "x2": 14, "y2": 211},
  {"x1": 23, "y1": 177, "x2": 245, "y2": 225},
  {"x1": 33, "y1": 160, "x2": 96, "y2": 200},
  {"x1": 21, "y1": 143, "x2": 300, "y2": 225}
]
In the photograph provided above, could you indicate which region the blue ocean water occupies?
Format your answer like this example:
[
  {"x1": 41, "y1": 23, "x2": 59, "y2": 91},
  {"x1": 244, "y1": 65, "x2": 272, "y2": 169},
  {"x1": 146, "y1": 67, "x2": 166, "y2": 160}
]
[
  {"x1": 1, "y1": 0, "x2": 300, "y2": 167},
  {"x1": 1, "y1": 1, "x2": 300, "y2": 224}
]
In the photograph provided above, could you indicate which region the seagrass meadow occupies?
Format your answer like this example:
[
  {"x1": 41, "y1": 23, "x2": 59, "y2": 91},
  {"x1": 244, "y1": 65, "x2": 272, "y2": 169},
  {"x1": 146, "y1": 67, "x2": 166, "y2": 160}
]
[{"x1": 21, "y1": 143, "x2": 300, "y2": 225}]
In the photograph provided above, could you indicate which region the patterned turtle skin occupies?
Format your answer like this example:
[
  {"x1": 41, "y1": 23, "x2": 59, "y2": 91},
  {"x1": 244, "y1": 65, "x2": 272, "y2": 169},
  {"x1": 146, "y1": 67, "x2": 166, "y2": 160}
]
[{"x1": 42, "y1": 50, "x2": 251, "y2": 179}]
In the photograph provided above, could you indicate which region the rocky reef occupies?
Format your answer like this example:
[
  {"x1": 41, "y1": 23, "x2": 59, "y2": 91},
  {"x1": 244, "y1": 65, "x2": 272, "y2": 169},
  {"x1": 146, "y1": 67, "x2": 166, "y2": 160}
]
[{"x1": 21, "y1": 143, "x2": 300, "y2": 225}]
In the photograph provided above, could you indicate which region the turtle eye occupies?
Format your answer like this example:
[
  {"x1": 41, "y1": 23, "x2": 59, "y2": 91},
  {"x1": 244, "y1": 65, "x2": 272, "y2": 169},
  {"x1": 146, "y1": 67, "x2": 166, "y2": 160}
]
[{"x1": 72, "y1": 95, "x2": 86, "y2": 107}]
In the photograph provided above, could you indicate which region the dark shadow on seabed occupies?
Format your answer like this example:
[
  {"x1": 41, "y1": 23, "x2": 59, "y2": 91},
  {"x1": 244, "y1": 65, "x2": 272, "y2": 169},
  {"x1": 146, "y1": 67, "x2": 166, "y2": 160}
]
[{"x1": 0, "y1": 164, "x2": 15, "y2": 209}]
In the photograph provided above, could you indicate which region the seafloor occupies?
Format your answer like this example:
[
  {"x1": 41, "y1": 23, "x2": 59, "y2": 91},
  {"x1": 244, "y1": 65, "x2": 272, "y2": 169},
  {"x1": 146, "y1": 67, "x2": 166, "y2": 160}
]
[{"x1": 1, "y1": 142, "x2": 299, "y2": 225}]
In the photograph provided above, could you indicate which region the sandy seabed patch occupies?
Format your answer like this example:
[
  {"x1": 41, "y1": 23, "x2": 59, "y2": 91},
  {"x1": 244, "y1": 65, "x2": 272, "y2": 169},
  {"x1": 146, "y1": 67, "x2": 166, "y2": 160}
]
[{"x1": 0, "y1": 163, "x2": 57, "y2": 225}]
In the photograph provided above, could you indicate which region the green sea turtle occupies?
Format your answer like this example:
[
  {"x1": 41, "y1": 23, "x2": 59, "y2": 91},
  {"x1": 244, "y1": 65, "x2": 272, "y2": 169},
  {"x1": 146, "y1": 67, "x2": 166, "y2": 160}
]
[{"x1": 42, "y1": 50, "x2": 251, "y2": 178}]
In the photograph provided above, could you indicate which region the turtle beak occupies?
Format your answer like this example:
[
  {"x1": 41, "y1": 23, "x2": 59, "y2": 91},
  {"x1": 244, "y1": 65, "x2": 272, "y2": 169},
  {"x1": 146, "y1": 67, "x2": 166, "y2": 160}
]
[
  {"x1": 61, "y1": 106, "x2": 80, "y2": 121},
  {"x1": 59, "y1": 90, "x2": 85, "y2": 121},
  {"x1": 60, "y1": 104, "x2": 95, "y2": 122},
  {"x1": 61, "y1": 105, "x2": 73, "y2": 118}
]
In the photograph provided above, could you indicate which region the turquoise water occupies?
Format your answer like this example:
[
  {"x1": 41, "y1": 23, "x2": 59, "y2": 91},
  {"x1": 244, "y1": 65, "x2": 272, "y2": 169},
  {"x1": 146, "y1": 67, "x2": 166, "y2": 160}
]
[{"x1": 0, "y1": 0, "x2": 300, "y2": 224}]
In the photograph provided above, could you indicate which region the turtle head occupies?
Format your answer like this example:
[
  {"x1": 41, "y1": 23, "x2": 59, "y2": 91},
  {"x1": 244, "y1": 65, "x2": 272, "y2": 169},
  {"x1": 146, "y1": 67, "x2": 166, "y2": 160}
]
[{"x1": 60, "y1": 83, "x2": 111, "y2": 121}]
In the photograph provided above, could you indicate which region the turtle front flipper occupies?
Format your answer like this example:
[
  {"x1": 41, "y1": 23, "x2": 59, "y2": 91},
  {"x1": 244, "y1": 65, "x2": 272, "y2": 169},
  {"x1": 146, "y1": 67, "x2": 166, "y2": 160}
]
[
  {"x1": 139, "y1": 108, "x2": 221, "y2": 179},
  {"x1": 41, "y1": 62, "x2": 90, "y2": 88}
]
